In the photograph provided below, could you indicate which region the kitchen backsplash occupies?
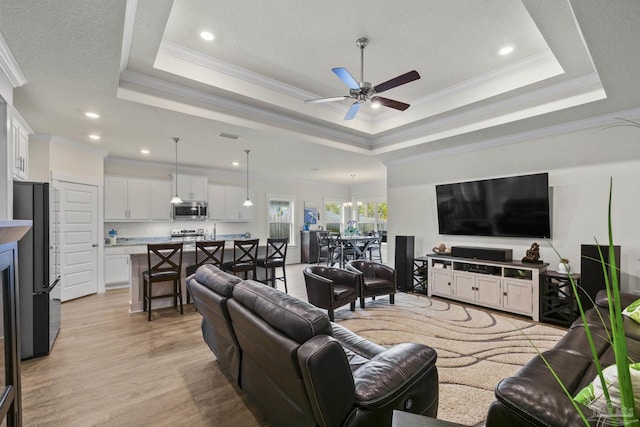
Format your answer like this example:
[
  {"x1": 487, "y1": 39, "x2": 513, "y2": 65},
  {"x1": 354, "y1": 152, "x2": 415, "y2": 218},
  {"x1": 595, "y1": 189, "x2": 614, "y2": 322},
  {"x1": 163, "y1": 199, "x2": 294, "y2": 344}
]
[{"x1": 105, "y1": 220, "x2": 259, "y2": 239}]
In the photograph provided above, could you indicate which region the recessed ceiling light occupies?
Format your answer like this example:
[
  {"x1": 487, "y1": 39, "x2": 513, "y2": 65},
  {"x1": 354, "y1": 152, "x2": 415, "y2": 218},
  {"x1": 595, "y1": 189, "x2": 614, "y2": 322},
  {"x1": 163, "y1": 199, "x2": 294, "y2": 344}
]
[
  {"x1": 88, "y1": 134, "x2": 100, "y2": 140},
  {"x1": 499, "y1": 45, "x2": 514, "y2": 56},
  {"x1": 85, "y1": 112, "x2": 100, "y2": 119},
  {"x1": 200, "y1": 31, "x2": 215, "y2": 41},
  {"x1": 232, "y1": 161, "x2": 240, "y2": 166},
  {"x1": 140, "y1": 149, "x2": 150, "y2": 154}
]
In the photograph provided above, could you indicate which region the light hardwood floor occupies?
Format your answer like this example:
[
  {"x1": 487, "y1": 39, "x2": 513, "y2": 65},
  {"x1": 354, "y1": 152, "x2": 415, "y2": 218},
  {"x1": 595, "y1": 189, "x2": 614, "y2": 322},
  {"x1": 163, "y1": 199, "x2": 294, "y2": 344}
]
[{"x1": 21, "y1": 263, "x2": 315, "y2": 426}]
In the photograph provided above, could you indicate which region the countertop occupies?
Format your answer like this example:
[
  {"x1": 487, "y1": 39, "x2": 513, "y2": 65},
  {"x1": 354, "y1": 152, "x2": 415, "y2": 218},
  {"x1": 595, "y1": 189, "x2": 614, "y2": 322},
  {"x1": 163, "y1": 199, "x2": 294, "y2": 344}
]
[{"x1": 104, "y1": 234, "x2": 251, "y2": 248}]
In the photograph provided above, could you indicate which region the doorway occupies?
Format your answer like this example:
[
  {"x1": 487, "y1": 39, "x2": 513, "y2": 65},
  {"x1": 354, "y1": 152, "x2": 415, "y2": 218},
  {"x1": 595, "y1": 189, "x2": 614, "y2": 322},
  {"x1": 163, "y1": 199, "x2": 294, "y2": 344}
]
[{"x1": 53, "y1": 180, "x2": 99, "y2": 301}]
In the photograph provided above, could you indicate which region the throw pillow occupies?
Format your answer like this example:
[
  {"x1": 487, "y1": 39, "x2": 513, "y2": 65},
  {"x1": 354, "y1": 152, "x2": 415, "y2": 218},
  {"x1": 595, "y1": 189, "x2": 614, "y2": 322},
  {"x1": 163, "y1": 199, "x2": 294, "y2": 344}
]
[
  {"x1": 574, "y1": 362, "x2": 640, "y2": 420},
  {"x1": 622, "y1": 298, "x2": 640, "y2": 324}
]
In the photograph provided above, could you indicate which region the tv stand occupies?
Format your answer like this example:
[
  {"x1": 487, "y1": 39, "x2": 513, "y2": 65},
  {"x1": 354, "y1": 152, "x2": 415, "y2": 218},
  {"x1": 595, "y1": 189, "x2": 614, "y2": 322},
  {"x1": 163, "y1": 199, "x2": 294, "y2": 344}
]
[{"x1": 427, "y1": 254, "x2": 548, "y2": 321}]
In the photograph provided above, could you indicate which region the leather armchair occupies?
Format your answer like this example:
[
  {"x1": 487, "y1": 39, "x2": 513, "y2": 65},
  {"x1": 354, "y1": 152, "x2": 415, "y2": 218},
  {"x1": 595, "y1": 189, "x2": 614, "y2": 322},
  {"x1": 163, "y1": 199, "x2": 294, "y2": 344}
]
[
  {"x1": 346, "y1": 260, "x2": 396, "y2": 309},
  {"x1": 303, "y1": 265, "x2": 359, "y2": 321}
]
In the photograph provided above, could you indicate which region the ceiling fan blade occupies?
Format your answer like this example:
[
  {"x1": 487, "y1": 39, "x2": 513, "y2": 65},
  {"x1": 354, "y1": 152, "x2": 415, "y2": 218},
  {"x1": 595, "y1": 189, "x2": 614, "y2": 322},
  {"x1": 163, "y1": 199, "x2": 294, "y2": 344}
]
[
  {"x1": 344, "y1": 102, "x2": 362, "y2": 120},
  {"x1": 373, "y1": 70, "x2": 420, "y2": 93},
  {"x1": 371, "y1": 96, "x2": 410, "y2": 111},
  {"x1": 332, "y1": 67, "x2": 360, "y2": 90},
  {"x1": 305, "y1": 96, "x2": 351, "y2": 104}
]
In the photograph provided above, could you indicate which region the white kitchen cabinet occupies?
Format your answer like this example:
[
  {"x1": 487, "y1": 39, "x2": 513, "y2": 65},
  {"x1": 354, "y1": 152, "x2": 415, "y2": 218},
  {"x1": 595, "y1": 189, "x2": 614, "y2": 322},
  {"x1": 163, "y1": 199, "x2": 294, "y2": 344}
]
[
  {"x1": 175, "y1": 175, "x2": 208, "y2": 201},
  {"x1": 104, "y1": 253, "x2": 129, "y2": 286},
  {"x1": 10, "y1": 108, "x2": 32, "y2": 180},
  {"x1": 104, "y1": 177, "x2": 150, "y2": 220},
  {"x1": 104, "y1": 246, "x2": 133, "y2": 287},
  {"x1": 149, "y1": 180, "x2": 172, "y2": 220},
  {"x1": 224, "y1": 186, "x2": 254, "y2": 221},
  {"x1": 207, "y1": 184, "x2": 226, "y2": 220},
  {"x1": 207, "y1": 184, "x2": 254, "y2": 222}
]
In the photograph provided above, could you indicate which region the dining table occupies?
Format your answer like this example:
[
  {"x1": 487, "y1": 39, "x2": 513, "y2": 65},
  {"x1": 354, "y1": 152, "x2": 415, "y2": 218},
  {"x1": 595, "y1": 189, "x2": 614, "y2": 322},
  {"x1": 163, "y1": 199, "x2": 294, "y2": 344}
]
[{"x1": 334, "y1": 235, "x2": 378, "y2": 268}]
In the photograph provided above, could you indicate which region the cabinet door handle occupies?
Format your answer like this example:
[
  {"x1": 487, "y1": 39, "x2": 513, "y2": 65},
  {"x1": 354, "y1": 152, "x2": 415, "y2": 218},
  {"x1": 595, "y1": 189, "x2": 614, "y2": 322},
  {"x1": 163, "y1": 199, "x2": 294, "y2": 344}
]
[{"x1": 503, "y1": 292, "x2": 508, "y2": 296}]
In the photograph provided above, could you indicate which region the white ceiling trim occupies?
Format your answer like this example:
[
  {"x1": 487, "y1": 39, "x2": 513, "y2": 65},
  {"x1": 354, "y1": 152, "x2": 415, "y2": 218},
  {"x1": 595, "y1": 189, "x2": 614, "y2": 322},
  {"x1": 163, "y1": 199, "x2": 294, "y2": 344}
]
[
  {"x1": 157, "y1": 40, "x2": 373, "y2": 123},
  {"x1": 119, "y1": 0, "x2": 138, "y2": 74},
  {"x1": 370, "y1": 71, "x2": 605, "y2": 151},
  {"x1": 119, "y1": 69, "x2": 372, "y2": 151},
  {"x1": 0, "y1": 32, "x2": 26, "y2": 88},
  {"x1": 384, "y1": 107, "x2": 640, "y2": 166}
]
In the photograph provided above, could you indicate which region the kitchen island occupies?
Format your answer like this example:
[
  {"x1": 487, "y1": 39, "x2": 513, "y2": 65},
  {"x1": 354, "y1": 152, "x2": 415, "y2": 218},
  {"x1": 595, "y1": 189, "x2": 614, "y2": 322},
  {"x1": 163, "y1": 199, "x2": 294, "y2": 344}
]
[{"x1": 105, "y1": 235, "x2": 266, "y2": 313}]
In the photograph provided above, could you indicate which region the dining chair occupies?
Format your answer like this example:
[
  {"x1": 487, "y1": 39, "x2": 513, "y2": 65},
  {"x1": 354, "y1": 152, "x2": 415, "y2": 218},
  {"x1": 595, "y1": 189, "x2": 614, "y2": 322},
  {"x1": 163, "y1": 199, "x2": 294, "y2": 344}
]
[
  {"x1": 222, "y1": 239, "x2": 259, "y2": 280},
  {"x1": 256, "y1": 237, "x2": 288, "y2": 292},
  {"x1": 185, "y1": 240, "x2": 225, "y2": 303},
  {"x1": 142, "y1": 242, "x2": 184, "y2": 321},
  {"x1": 316, "y1": 231, "x2": 334, "y2": 265},
  {"x1": 366, "y1": 231, "x2": 383, "y2": 262}
]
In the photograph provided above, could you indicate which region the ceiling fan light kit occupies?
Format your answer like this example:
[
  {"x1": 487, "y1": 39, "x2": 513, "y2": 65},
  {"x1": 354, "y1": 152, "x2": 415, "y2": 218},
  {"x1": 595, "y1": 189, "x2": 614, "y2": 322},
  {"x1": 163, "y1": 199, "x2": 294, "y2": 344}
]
[{"x1": 305, "y1": 37, "x2": 420, "y2": 120}]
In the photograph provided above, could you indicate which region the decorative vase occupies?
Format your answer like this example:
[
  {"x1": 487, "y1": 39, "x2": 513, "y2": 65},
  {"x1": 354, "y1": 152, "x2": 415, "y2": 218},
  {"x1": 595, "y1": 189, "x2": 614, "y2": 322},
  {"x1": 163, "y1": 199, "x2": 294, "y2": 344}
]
[{"x1": 557, "y1": 262, "x2": 570, "y2": 274}]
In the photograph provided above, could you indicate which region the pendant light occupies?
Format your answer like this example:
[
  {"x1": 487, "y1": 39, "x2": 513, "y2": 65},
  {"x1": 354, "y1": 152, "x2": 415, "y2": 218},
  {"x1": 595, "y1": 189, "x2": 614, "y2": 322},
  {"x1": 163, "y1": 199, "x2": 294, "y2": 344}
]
[
  {"x1": 242, "y1": 149, "x2": 253, "y2": 207},
  {"x1": 170, "y1": 137, "x2": 183, "y2": 204}
]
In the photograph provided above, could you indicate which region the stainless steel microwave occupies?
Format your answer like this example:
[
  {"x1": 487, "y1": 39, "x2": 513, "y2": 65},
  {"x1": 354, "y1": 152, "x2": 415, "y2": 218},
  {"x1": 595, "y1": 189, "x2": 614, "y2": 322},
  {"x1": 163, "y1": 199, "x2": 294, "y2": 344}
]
[{"x1": 173, "y1": 201, "x2": 208, "y2": 220}]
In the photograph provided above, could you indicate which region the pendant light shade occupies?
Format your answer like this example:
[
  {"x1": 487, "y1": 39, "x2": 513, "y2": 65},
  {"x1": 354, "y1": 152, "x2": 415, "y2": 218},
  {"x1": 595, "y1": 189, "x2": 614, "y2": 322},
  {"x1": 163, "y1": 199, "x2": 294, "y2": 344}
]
[
  {"x1": 243, "y1": 149, "x2": 253, "y2": 207},
  {"x1": 170, "y1": 138, "x2": 183, "y2": 204}
]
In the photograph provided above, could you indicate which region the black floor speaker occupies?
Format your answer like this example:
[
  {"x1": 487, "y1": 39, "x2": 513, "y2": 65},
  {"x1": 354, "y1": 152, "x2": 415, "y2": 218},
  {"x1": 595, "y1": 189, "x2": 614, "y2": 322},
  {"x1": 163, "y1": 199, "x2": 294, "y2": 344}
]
[
  {"x1": 395, "y1": 236, "x2": 415, "y2": 292},
  {"x1": 580, "y1": 244, "x2": 621, "y2": 309}
]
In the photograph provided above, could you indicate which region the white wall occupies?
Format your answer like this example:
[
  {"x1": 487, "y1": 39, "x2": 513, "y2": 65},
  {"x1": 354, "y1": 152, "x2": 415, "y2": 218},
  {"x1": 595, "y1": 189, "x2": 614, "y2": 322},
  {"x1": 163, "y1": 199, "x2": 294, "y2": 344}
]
[{"x1": 387, "y1": 122, "x2": 640, "y2": 294}]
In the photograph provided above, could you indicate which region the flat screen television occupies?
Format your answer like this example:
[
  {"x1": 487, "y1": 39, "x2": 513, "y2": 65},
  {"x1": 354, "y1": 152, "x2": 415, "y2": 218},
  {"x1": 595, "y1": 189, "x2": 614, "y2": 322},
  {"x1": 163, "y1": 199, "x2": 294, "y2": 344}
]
[{"x1": 436, "y1": 173, "x2": 551, "y2": 238}]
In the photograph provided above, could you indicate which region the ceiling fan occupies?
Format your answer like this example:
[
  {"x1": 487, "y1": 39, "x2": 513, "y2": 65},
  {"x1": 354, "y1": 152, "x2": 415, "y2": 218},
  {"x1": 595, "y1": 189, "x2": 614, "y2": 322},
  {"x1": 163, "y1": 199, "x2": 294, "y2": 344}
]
[{"x1": 305, "y1": 37, "x2": 421, "y2": 120}]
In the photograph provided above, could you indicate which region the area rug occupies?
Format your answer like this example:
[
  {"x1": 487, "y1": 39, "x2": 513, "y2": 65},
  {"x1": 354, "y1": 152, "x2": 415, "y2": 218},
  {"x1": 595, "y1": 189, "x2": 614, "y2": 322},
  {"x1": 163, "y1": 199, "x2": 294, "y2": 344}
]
[{"x1": 334, "y1": 293, "x2": 566, "y2": 427}]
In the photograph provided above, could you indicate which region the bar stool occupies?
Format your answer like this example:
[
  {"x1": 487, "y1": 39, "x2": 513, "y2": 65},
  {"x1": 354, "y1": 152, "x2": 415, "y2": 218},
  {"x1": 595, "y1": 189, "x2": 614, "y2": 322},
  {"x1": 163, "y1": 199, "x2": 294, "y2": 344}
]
[
  {"x1": 185, "y1": 240, "x2": 225, "y2": 303},
  {"x1": 222, "y1": 239, "x2": 259, "y2": 280},
  {"x1": 256, "y1": 237, "x2": 288, "y2": 292},
  {"x1": 142, "y1": 243, "x2": 183, "y2": 321}
]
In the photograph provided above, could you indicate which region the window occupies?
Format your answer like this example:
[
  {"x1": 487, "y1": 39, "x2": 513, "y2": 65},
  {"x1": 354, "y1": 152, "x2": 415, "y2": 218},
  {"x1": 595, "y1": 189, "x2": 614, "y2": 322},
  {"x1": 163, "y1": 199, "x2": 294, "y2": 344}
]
[
  {"x1": 324, "y1": 201, "x2": 343, "y2": 233},
  {"x1": 268, "y1": 196, "x2": 294, "y2": 244},
  {"x1": 357, "y1": 200, "x2": 387, "y2": 233}
]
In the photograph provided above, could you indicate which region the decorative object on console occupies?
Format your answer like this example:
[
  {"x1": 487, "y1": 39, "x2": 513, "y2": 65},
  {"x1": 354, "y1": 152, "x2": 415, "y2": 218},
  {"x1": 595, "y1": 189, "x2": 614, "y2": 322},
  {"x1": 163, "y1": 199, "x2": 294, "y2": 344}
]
[
  {"x1": 521, "y1": 242, "x2": 542, "y2": 263},
  {"x1": 432, "y1": 242, "x2": 450, "y2": 254},
  {"x1": 557, "y1": 258, "x2": 570, "y2": 274}
]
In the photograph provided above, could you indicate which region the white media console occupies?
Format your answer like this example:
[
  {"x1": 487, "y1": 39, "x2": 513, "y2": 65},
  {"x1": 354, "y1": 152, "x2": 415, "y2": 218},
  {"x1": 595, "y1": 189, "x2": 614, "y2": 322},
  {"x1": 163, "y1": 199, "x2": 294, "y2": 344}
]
[{"x1": 426, "y1": 254, "x2": 549, "y2": 321}]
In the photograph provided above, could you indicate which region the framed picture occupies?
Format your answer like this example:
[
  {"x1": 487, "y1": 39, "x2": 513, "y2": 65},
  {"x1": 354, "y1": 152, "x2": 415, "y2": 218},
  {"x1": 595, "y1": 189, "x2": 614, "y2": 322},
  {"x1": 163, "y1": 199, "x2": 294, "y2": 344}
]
[{"x1": 304, "y1": 202, "x2": 319, "y2": 224}]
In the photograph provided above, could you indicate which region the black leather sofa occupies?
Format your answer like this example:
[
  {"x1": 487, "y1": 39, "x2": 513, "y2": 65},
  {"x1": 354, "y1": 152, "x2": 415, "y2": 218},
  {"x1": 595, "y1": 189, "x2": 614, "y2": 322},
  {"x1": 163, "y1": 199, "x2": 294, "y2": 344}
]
[
  {"x1": 486, "y1": 290, "x2": 640, "y2": 426},
  {"x1": 187, "y1": 265, "x2": 439, "y2": 427}
]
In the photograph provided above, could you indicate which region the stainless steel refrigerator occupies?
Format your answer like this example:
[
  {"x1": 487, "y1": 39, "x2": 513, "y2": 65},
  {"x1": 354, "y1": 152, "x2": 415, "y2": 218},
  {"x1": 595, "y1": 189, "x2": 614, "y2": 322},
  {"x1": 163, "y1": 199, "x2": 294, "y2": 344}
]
[{"x1": 13, "y1": 181, "x2": 61, "y2": 359}]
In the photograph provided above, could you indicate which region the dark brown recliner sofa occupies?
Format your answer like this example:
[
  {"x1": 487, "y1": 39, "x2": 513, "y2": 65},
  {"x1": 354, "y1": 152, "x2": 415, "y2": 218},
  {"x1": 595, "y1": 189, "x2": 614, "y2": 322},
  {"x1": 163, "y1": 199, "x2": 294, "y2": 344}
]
[
  {"x1": 188, "y1": 266, "x2": 439, "y2": 427},
  {"x1": 186, "y1": 265, "x2": 243, "y2": 384},
  {"x1": 486, "y1": 290, "x2": 640, "y2": 426}
]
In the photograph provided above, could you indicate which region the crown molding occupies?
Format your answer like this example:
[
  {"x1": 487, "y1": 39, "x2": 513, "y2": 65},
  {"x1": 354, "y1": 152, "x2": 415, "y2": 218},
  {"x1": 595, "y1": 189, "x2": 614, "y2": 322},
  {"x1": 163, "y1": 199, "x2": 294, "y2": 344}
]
[
  {"x1": 384, "y1": 107, "x2": 640, "y2": 166},
  {"x1": 158, "y1": 40, "x2": 374, "y2": 122},
  {"x1": 32, "y1": 133, "x2": 109, "y2": 157},
  {"x1": 119, "y1": 0, "x2": 138, "y2": 74},
  {"x1": 0, "y1": 33, "x2": 27, "y2": 88},
  {"x1": 119, "y1": 70, "x2": 371, "y2": 149},
  {"x1": 371, "y1": 71, "x2": 604, "y2": 150}
]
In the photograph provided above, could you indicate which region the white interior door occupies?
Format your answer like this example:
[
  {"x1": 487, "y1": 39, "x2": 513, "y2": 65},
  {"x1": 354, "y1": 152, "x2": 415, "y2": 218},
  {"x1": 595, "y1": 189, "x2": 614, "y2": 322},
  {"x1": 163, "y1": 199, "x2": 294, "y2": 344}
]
[{"x1": 55, "y1": 180, "x2": 99, "y2": 301}]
